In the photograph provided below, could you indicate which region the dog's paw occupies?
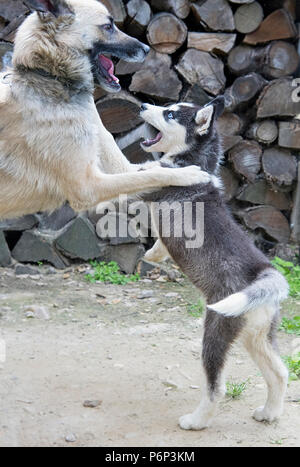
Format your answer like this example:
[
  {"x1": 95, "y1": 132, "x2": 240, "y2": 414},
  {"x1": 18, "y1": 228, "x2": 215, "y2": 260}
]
[
  {"x1": 253, "y1": 406, "x2": 280, "y2": 423},
  {"x1": 179, "y1": 413, "x2": 208, "y2": 431},
  {"x1": 170, "y1": 166, "x2": 211, "y2": 187}
]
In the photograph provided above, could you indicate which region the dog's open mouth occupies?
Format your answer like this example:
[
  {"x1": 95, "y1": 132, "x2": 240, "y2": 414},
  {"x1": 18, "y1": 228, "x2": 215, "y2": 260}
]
[
  {"x1": 141, "y1": 123, "x2": 163, "y2": 148},
  {"x1": 93, "y1": 54, "x2": 121, "y2": 92},
  {"x1": 142, "y1": 131, "x2": 163, "y2": 148}
]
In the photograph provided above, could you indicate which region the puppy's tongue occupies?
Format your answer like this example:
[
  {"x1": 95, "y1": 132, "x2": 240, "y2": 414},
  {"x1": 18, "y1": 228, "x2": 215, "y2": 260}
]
[
  {"x1": 98, "y1": 54, "x2": 119, "y2": 83},
  {"x1": 142, "y1": 132, "x2": 162, "y2": 147}
]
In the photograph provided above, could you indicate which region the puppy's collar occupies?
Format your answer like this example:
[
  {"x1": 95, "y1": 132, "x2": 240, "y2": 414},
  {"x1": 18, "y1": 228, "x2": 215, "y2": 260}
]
[{"x1": 15, "y1": 64, "x2": 93, "y2": 95}]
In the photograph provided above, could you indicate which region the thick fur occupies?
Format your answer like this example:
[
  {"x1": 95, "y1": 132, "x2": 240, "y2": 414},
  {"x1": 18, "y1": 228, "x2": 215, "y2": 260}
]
[
  {"x1": 140, "y1": 98, "x2": 289, "y2": 430},
  {"x1": 0, "y1": 0, "x2": 208, "y2": 220}
]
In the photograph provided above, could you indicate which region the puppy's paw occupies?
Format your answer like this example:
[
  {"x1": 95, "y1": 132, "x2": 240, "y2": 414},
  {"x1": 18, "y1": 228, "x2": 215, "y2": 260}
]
[
  {"x1": 253, "y1": 406, "x2": 280, "y2": 423},
  {"x1": 179, "y1": 413, "x2": 208, "y2": 431}
]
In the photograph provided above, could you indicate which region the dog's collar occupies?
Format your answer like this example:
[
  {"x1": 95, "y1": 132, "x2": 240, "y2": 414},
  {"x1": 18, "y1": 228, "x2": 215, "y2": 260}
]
[{"x1": 15, "y1": 65, "x2": 93, "y2": 95}]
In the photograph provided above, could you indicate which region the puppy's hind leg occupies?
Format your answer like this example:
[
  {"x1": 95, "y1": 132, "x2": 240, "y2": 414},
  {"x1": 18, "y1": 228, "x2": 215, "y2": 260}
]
[
  {"x1": 179, "y1": 311, "x2": 242, "y2": 430},
  {"x1": 242, "y1": 306, "x2": 288, "y2": 423}
]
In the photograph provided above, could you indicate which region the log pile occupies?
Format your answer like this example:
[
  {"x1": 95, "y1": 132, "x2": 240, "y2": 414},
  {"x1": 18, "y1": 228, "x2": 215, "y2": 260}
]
[{"x1": 0, "y1": 0, "x2": 300, "y2": 258}]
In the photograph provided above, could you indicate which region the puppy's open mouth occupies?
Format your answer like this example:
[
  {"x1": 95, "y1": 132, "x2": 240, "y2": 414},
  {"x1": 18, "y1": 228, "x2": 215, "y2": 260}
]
[
  {"x1": 93, "y1": 54, "x2": 121, "y2": 92},
  {"x1": 142, "y1": 131, "x2": 163, "y2": 148},
  {"x1": 141, "y1": 123, "x2": 163, "y2": 148}
]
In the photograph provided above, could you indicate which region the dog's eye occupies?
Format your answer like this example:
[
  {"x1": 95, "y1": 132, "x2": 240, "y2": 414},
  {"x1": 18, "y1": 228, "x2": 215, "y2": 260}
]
[
  {"x1": 103, "y1": 23, "x2": 113, "y2": 31},
  {"x1": 168, "y1": 112, "x2": 175, "y2": 120}
]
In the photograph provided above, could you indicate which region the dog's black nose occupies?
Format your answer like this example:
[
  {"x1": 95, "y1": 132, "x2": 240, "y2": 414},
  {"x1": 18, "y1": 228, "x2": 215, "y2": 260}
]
[{"x1": 141, "y1": 103, "x2": 148, "y2": 111}]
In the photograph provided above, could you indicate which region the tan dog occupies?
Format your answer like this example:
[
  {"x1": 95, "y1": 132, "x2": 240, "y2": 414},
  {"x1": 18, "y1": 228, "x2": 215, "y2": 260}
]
[{"x1": 0, "y1": 0, "x2": 207, "y2": 220}]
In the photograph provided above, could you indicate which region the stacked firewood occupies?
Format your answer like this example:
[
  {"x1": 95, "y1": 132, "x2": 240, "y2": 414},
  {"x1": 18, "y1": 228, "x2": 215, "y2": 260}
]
[{"x1": 0, "y1": 0, "x2": 300, "y2": 252}]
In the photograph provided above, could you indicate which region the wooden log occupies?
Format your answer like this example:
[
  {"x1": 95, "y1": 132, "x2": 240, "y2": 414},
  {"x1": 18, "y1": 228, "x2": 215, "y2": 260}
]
[
  {"x1": 264, "y1": 41, "x2": 299, "y2": 79},
  {"x1": 236, "y1": 180, "x2": 292, "y2": 210},
  {"x1": 262, "y1": 147, "x2": 297, "y2": 186},
  {"x1": 0, "y1": 14, "x2": 27, "y2": 42},
  {"x1": 283, "y1": 0, "x2": 296, "y2": 19},
  {"x1": 218, "y1": 112, "x2": 244, "y2": 152},
  {"x1": 191, "y1": 0, "x2": 235, "y2": 32},
  {"x1": 229, "y1": 140, "x2": 262, "y2": 182},
  {"x1": 291, "y1": 162, "x2": 300, "y2": 243},
  {"x1": 278, "y1": 121, "x2": 300, "y2": 149},
  {"x1": 101, "y1": 0, "x2": 127, "y2": 27},
  {"x1": 239, "y1": 206, "x2": 291, "y2": 243},
  {"x1": 244, "y1": 9, "x2": 297, "y2": 45},
  {"x1": 183, "y1": 85, "x2": 211, "y2": 107},
  {"x1": 130, "y1": 51, "x2": 182, "y2": 101},
  {"x1": 224, "y1": 73, "x2": 267, "y2": 111},
  {"x1": 246, "y1": 120, "x2": 278, "y2": 145},
  {"x1": 146, "y1": 13, "x2": 187, "y2": 54},
  {"x1": 219, "y1": 166, "x2": 240, "y2": 201},
  {"x1": 96, "y1": 92, "x2": 142, "y2": 134},
  {"x1": 187, "y1": 32, "x2": 236, "y2": 55},
  {"x1": 151, "y1": 0, "x2": 190, "y2": 19},
  {"x1": 228, "y1": 42, "x2": 299, "y2": 79},
  {"x1": 0, "y1": 1, "x2": 28, "y2": 21},
  {"x1": 218, "y1": 112, "x2": 244, "y2": 137},
  {"x1": 257, "y1": 78, "x2": 300, "y2": 118},
  {"x1": 175, "y1": 49, "x2": 226, "y2": 96},
  {"x1": 234, "y1": 1, "x2": 264, "y2": 34},
  {"x1": 223, "y1": 135, "x2": 243, "y2": 153},
  {"x1": 126, "y1": 0, "x2": 152, "y2": 36}
]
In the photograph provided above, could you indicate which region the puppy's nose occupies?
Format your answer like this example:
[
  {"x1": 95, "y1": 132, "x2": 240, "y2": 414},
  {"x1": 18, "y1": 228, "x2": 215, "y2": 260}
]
[{"x1": 141, "y1": 103, "x2": 148, "y2": 111}]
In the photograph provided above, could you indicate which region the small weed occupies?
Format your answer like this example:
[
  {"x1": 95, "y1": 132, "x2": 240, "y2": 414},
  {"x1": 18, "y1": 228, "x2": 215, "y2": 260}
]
[
  {"x1": 279, "y1": 316, "x2": 300, "y2": 336},
  {"x1": 282, "y1": 352, "x2": 300, "y2": 382},
  {"x1": 226, "y1": 380, "x2": 249, "y2": 399},
  {"x1": 187, "y1": 300, "x2": 205, "y2": 318},
  {"x1": 272, "y1": 257, "x2": 300, "y2": 298},
  {"x1": 85, "y1": 261, "x2": 140, "y2": 285},
  {"x1": 270, "y1": 439, "x2": 284, "y2": 446}
]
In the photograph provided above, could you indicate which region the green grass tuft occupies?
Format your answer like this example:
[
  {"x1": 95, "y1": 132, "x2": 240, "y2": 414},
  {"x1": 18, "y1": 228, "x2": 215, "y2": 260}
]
[
  {"x1": 226, "y1": 380, "x2": 249, "y2": 399},
  {"x1": 282, "y1": 353, "x2": 300, "y2": 382},
  {"x1": 85, "y1": 261, "x2": 140, "y2": 285},
  {"x1": 187, "y1": 299, "x2": 205, "y2": 318},
  {"x1": 272, "y1": 257, "x2": 300, "y2": 298},
  {"x1": 280, "y1": 316, "x2": 300, "y2": 336}
]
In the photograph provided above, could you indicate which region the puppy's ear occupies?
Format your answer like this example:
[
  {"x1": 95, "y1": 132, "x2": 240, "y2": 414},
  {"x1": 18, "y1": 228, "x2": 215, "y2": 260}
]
[
  {"x1": 24, "y1": 0, "x2": 73, "y2": 18},
  {"x1": 211, "y1": 96, "x2": 225, "y2": 119},
  {"x1": 195, "y1": 105, "x2": 214, "y2": 137}
]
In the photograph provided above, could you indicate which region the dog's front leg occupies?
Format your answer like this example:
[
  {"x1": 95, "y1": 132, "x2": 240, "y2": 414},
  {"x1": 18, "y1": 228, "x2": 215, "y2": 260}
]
[{"x1": 66, "y1": 161, "x2": 210, "y2": 211}]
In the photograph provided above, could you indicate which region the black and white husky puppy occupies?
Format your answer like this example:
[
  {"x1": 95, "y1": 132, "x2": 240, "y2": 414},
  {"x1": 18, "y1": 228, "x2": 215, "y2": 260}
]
[{"x1": 139, "y1": 97, "x2": 289, "y2": 431}]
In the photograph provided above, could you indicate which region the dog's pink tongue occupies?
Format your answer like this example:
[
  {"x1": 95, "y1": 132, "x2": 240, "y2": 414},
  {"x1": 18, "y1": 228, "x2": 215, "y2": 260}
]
[{"x1": 98, "y1": 55, "x2": 119, "y2": 83}]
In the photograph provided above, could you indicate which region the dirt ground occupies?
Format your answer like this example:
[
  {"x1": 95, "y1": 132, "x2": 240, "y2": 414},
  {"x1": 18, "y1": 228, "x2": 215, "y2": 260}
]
[{"x1": 0, "y1": 264, "x2": 299, "y2": 448}]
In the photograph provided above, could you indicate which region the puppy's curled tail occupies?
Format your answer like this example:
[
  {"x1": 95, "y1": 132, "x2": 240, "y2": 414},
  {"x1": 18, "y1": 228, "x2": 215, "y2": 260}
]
[{"x1": 207, "y1": 268, "x2": 289, "y2": 318}]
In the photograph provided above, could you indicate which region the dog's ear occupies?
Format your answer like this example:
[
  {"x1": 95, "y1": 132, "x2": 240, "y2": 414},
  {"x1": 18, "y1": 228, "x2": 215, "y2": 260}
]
[
  {"x1": 194, "y1": 105, "x2": 214, "y2": 137},
  {"x1": 210, "y1": 96, "x2": 225, "y2": 119},
  {"x1": 24, "y1": 0, "x2": 73, "y2": 18},
  {"x1": 194, "y1": 96, "x2": 225, "y2": 136}
]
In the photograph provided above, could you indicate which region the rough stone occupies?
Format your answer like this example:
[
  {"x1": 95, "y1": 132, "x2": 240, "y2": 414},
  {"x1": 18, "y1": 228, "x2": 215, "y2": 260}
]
[
  {"x1": 0, "y1": 215, "x2": 38, "y2": 231},
  {"x1": 55, "y1": 217, "x2": 107, "y2": 261},
  {"x1": 0, "y1": 231, "x2": 11, "y2": 267},
  {"x1": 36, "y1": 204, "x2": 77, "y2": 232},
  {"x1": 12, "y1": 230, "x2": 69, "y2": 269},
  {"x1": 106, "y1": 244, "x2": 145, "y2": 274}
]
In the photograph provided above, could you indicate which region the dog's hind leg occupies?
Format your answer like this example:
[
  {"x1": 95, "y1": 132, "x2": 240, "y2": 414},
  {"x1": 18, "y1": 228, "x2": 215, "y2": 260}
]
[
  {"x1": 242, "y1": 306, "x2": 288, "y2": 423},
  {"x1": 179, "y1": 311, "x2": 243, "y2": 430}
]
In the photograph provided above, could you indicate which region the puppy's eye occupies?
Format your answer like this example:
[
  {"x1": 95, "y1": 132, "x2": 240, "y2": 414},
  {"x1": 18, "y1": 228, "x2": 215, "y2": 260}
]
[
  {"x1": 168, "y1": 112, "x2": 175, "y2": 120},
  {"x1": 103, "y1": 23, "x2": 113, "y2": 31}
]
